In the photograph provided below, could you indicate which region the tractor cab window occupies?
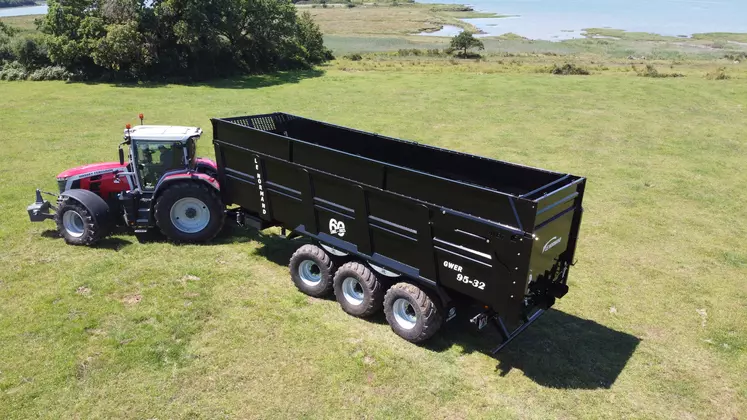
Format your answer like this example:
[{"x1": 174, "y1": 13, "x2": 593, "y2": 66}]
[{"x1": 134, "y1": 141, "x2": 186, "y2": 190}]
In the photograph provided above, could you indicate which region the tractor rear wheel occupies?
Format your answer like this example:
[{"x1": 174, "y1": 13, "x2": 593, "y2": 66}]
[
  {"x1": 55, "y1": 200, "x2": 104, "y2": 246},
  {"x1": 154, "y1": 182, "x2": 225, "y2": 243}
]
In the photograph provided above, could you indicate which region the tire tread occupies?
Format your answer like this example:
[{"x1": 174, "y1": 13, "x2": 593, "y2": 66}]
[
  {"x1": 154, "y1": 181, "x2": 225, "y2": 243},
  {"x1": 384, "y1": 282, "x2": 443, "y2": 343},
  {"x1": 55, "y1": 199, "x2": 102, "y2": 246},
  {"x1": 333, "y1": 261, "x2": 384, "y2": 317},
  {"x1": 289, "y1": 244, "x2": 335, "y2": 297}
]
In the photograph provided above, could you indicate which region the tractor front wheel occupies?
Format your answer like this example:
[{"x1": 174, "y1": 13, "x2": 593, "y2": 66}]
[
  {"x1": 55, "y1": 200, "x2": 105, "y2": 245},
  {"x1": 154, "y1": 182, "x2": 225, "y2": 243}
]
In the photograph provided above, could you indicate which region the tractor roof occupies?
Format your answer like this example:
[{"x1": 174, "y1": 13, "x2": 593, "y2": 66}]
[{"x1": 125, "y1": 125, "x2": 202, "y2": 142}]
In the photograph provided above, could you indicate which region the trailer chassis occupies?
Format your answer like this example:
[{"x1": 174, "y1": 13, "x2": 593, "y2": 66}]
[{"x1": 471, "y1": 307, "x2": 547, "y2": 354}]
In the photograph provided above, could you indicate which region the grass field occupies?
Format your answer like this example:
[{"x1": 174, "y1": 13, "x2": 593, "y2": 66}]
[
  {"x1": 302, "y1": 2, "x2": 501, "y2": 35},
  {"x1": 1, "y1": 65, "x2": 746, "y2": 418},
  {"x1": 0, "y1": 14, "x2": 40, "y2": 35}
]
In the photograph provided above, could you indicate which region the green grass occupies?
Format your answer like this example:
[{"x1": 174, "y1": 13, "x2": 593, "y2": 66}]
[
  {"x1": 691, "y1": 32, "x2": 747, "y2": 43},
  {"x1": 583, "y1": 28, "x2": 679, "y2": 42},
  {"x1": 0, "y1": 64, "x2": 746, "y2": 418},
  {"x1": 0, "y1": 14, "x2": 40, "y2": 35},
  {"x1": 304, "y1": 3, "x2": 489, "y2": 35}
]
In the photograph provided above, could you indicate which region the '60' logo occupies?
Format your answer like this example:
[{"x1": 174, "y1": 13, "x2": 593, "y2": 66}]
[{"x1": 329, "y1": 219, "x2": 346, "y2": 237}]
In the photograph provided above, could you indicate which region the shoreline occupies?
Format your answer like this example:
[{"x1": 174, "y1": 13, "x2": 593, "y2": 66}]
[{"x1": 411, "y1": 0, "x2": 747, "y2": 43}]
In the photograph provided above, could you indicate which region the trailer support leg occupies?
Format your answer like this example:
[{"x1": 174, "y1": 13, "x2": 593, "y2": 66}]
[{"x1": 490, "y1": 309, "x2": 546, "y2": 354}]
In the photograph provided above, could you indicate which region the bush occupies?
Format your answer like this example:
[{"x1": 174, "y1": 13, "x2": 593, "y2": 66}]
[
  {"x1": 705, "y1": 67, "x2": 730, "y2": 80},
  {"x1": 396, "y1": 48, "x2": 446, "y2": 57},
  {"x1": 454, "y1": 52, "x2": 482, "y2": 59},
  {"x1": 724, "y1": 52, "x2": 747, "y2": 62},
  {"x1": 344, "y1": 53, "x2": 363, "y2": 61},
  {"x1": 11, "y1": 36, "x2": 51, "y2": 70},
  {"x1": 28, "y1": 65, "x2": 73, "y2": 81},
  {"x1": 635, "y1": 64, "x2": 684, "y2": 78},
  {"x1": 397, "y1": 49, "x2": 422, "y2": 56},
  {"x1": 0, "y1": 61, "x2": 28, "y2": 81},
  {"x1": 0, "y1": 38, "x2": 14, "y2": 62},
  {"x1": 549, "y1": 63, "x2": 590, "y2": 75}
]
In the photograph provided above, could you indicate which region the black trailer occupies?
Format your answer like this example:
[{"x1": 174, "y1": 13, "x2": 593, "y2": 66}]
[{"x1": 212, "y1": 113, "x2": 586, "y2": 352}]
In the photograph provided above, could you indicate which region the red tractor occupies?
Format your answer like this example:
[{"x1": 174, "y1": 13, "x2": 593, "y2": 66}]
[{"x1": 27, "y1": 115, "x2": 225, "y2": 245}]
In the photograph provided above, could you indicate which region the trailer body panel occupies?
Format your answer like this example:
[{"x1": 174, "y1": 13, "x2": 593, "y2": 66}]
[{"x1": 212, "y1": 113, "x2": 586, "y2": 327}]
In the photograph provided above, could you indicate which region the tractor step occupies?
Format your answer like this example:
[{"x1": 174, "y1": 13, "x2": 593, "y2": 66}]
[{"x1": 229, "y1": 209, "x2": 277, "y2": 231}]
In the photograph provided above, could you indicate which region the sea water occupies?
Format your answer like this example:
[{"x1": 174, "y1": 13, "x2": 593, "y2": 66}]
[{"x1": 417, "y1": 0, "x2": 747, "y2": 40}]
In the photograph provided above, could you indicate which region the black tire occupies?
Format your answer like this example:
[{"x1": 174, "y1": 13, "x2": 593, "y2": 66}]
[
  {"x1": 289, "y1": 244, "x2": 336, "y2": 298},
  {"x1": 154, "y1": 182, "x2": 225, "y2": 243},
  {"x1": 55, "y1": 199, "x2": 104, "y2": 246},
  {"x1": 384, "y1": 282, "x2": 443, "y2": 343},
  {"x1": 333, "y1": 261, "x2": 385, "y2": 318}
]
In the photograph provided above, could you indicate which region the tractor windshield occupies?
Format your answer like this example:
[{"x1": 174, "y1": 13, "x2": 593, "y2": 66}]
[{"x1": 134, "y1": 141, "x2": 186, "y2": 190}]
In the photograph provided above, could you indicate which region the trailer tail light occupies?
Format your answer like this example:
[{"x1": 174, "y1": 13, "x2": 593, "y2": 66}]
[
  {"x1": 125, "y1": 123, "x2": 131, "y2": 129},
  {"x1": 139, "y1": 113, "x2": 144, "y2": 125}
]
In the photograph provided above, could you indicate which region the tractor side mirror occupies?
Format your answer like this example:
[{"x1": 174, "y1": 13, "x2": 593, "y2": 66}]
[{"x1": 119, "y1": 147, "x2": 125, "y2": 165}]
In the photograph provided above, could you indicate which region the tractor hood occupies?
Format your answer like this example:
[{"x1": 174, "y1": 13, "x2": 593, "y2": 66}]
[{"x1": 57, "y1": 162, "x2": 126, "y2": 180}]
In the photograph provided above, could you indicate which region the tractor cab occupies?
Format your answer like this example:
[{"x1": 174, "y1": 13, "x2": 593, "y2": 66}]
[
  {"x1": 122, "y1": 125, "x2": 202, "y2": 191},
  {"x1": 108, "y1": 117, "x2": 222, "y2": 235}
]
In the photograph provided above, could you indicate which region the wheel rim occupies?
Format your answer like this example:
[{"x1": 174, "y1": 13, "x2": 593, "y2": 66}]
[
  {"x1": 392, "y1": 298, "x2": 417, "y2": 330},
  {"x1": 341, "y1": 277, "x2": 365, "y2": 306},
  {"x1": 298, "y1": 260, "x2": 322, "y2": 287},
  {"x1": 62, "y1": 210, "x2": 85, "y2": 238},
  {"x1": 170, "y1": 197, "x2": 210, "y2": 234}
]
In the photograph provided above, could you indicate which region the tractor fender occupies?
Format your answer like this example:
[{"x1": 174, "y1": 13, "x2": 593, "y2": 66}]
[
  {"x1": 152, "y1": 172, "x2": 220, "y2": 201},
  {"x1": 59, "y1": 189, "x2": 112, "y2": 229},
  {"x1": 195, "y1": 158, "x2": 218, "y2": 174}
]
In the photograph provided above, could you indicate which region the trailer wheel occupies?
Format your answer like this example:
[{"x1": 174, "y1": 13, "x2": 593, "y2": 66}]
[
  {"x1": 154, "y1": 182, "x2": 225, "y2": 243},
  {"x1": 384, "y1": 283, "x2": 443, "y2": 343},
  {"x1": 289, "y1": 244, "x2": 335, "y2": 298},
  {"x1": 55, "y1": 200, "x2": 104, "y2": 246},
  {"x1": 333, "y1": 261, "x2": 385, "y2": 318}
]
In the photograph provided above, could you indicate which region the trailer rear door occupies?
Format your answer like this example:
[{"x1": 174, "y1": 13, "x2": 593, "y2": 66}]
[{"x1": 527, "y1": 178, "x2": 586, "y2": 294}]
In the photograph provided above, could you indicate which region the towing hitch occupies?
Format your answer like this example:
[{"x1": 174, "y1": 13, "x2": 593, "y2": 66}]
[
  {"x1": 27, "y1": 189, "x2": 56, "y2": 222},
  {"x1": 470, "y1": 308, "x2": 547, "y2": 354}
]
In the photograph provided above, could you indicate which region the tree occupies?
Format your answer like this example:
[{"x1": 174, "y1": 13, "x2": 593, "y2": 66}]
[
  {"x1": 450, "y1": 31, "x2": 484, "y2": 56},
  {"x1": 40, "y1": 0, "x2": 331, "y2": 80}
]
